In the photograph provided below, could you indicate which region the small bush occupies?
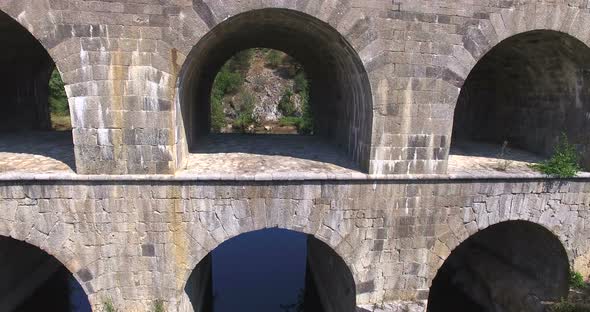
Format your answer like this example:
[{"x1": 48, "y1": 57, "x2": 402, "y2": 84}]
[
  {"x1": 210, "y1": 96, "x2": 225, "y2": 132},
  {"x1": 571, "y1": 270, "x2": 587, "y2": 289},
  {"x1": 551, "y1": 300, "x2": 590, "y2": 312},
  {"x1": 279, "y1": 116, "x2": 303, "y2": 127},
  {"x1": 233, "y1": 91, "x2": 256, "y2": 132},
  {"x1": 102, "y1": 298, "x2": 118, "y2": 312},
  {"x1": 530, "y1": 134, "x2": 581, "y2": 178},
  {"x1": 49, "y1": 69, "x2": 69, "y2": 116},
  {"x1": 266, "y1": 50, "x2": 283, "y2": 68},
  {"x1": 293, "y1": 72, "x2": 308, "y2": 94},
  {"x1": 278, "y1": 89, "x2": 296, "y2": 117},
  {"x1": 153, "y1": 300, "x2": 166, "y2": 312},
  {"x1": 228, "y1": 49, "x2": 253, "y2": 73}
]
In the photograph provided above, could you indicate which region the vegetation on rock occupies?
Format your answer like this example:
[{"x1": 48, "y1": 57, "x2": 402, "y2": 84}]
[
  {"x1": 48, "y1": 68, "x2": 71, "y2": 130},
  {"x1": 210, "y1": 48, "x2": 313, "y2": 134}
]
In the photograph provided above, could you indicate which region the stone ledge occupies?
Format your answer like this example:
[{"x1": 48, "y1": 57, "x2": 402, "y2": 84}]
[{"x1": 0, "y1": 171, "x2": 588, "y2": 182}]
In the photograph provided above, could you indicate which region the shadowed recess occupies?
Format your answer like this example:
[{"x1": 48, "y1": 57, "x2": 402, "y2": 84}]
[
  {"x1": 0, "y1": 236, "x2": 91, "y2": 312},
  {"x1": 181, "y1": 228, "x2": 356, "y2": 312},
  {"x1": 178, "y1": 8, "x2": 373, "y2": 171},
  {"x1": 452, "y1": 30, "x2": 590, "y2": 169},
  {"x1": 0, "y1": 10, "x2": 54, "y2": 130},
  {"x1": 428, "y1": 221, "x2": 569, "y2": 312}
]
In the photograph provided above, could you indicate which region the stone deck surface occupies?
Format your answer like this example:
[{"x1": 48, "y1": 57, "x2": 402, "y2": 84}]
[
  {"x1": 182, "y1": 135, "x2": 359, "y2": 177},
  {"x1": 0, "y1": 131, "x2": 75, "y2": 174},
  {"x1": 0, "y1": 134, "x2": 585, "y2": 178},
  {"x1": 448, "y1": 140, "x2": 546, "y2": 176}
]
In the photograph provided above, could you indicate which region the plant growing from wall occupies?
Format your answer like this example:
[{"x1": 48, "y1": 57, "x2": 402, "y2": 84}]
[
  {"x1": 152, "y1": 300, "x2": 166, "y2": 312},
  {"x1": 530, "y1": 134, "x2": 581, "y2": 178},
  {"x1": 102, "y1": 297, "x2": 118, "y2": 312},
  {"x1": 496, "y1": 141, "x2": 513, "y2": 171},
  {"x1": 571, "y1": 270, "x2": 588, "y2": 289}
]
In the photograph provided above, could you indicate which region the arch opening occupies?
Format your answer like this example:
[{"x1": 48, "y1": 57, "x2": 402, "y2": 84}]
[
  {"x1": 178, "y1": 9, "x2": 373, "y2": 173},
  {"x1": 181, "y1": 228, "x2": 356, "y2": 312},
  {"x1": 0, "y1": 236, "x2": 91, "y2": 312},
  {"x1": 0, "y1": 10, "x2": 74, "y2": 173},
  {"x1": 427, "y1": 221, "x2": 569, "y2": 312},
  {"x1": 450, "y1": 30, "x2": 590, "y2": 172}
]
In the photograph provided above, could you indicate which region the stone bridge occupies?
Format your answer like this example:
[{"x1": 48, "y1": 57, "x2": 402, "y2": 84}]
[{"x1": 0, "y1": 0, "x2": 589, "y2": 311}]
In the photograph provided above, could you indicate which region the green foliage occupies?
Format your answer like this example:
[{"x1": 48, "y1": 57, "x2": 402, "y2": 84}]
[
  {"x1": 210, "y1": 96, "x2": 225, "y2": 132},
  {"x1": 152, "y1": 300, "x2": 166, "y2": 312},
  {"x1": 551, "y1": 300, "x2": 590, "y2": 312},
  {"x1": 293, "y1": 72, "x2": 308, "y2": 94},
  {"x1": 279, "y1": 116, "x2": 303, "y2": 127},
  {"x1": 530, "y1": 134, "x2": 581, "y2": 178},
  {"x1": 278, "y1": 89, "x2": 296, "y2": 117},
  {"x1": 228, "y1": 49, "x2": 253, "y2": 73},
  {"x1": 266, "y1": 50, "x2": 283, "y2": 68},
  {"x1": 102, "y1": 298, "x2": 118, "y2": 312},
  {"x1": 571, "y1": 270, "x2": 587, "y2": 289},
  {"x1": 233, "y1": 91, "x2": 256, "y2": 132},
  {"x1": 294, "y1": 71, "x2": 313, "y2": 135},
  {"x1": 213, "y1": 66, "x2": 243, "y2": 96},
  {"x1": 49, "y1": 69, "x2": 69, "y2": 116}
]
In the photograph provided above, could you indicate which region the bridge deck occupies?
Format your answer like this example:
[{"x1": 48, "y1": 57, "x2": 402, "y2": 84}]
[
  {"x1": 0, "y1": 133, "x2": 583, "y2": 178},
  {"x1": 182, "y1": 135, "x2": 358, "y2": 177},
  {"x1": 0, "y1": 131, "x2": 74, "y2": 174},
  {"x1": 448, "y1": 140, "x2": 546, "y2": 176}
]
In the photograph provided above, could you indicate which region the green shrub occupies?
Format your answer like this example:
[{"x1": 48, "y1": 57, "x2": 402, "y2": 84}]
[
  {"x1": 571, "y1": 270, "x2": 587, "y2": 289},
  {"x1": 279, "y1": 116, "x2": 303, "y2": 127},
  {"x1": 530, "y1": 134, "x2": 581, "y2": 178},
  {"x1": 233, "y1": 91, "x2": 256, "y2": 132},
  {"x1": 153, "y1": 300, "x2": 166, "y2": 312},
  {"x1": 266, "y1": 50, "x2": 283, "y2": 68},
  {"x1": 213, "y1": 66, "x2": 243, "y2": 96},
  {"x1": 102, "y1": 297, "x2": 118, "y2": 312},
  {"x1": 210, "y1": 95, "x2": 225, "y2": 132},
  {"x1": 49, "y1": 69, "x2": 69, "y2": 116},
  {"x1": 551, "y1": 300, "x2": 590, "y2": 312},
  {"x1": 228, "y1": 49, "x2": 253, "y2": 73},
  {"x1": 293, "y1": 72, "x2": 308, "y2": 94},
  {"x1": 278, "y1": 89, "x2": 296, "y2": 117}
]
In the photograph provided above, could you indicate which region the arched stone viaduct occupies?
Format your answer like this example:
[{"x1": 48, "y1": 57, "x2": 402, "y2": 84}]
[{"x1": 0, "y1": 0, "x2": 589, "y2": 311}]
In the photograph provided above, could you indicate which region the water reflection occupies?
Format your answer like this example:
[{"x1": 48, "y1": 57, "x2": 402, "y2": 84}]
[{"x1": 211, "y1": 228, "x2": 308, "y2": 312}]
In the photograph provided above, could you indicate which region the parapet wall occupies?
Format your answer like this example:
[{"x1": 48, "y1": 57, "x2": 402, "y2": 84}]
[{"x1": 0, "y1": 176, "x2": 588, "y2": 311}]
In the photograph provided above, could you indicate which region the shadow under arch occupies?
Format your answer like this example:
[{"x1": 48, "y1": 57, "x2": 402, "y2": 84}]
[
  {"x1": 181, "y1": 228, "x2": 356, "y2": 312},
  {"x1": 451, "y1": 29, "x2": 590, "y2": 170},
  {"x1": 0, "y1": 235, "x2": 92, "y2": 311},
  {"x1": 176, "y1": 8, "x2": 373, "y2": 171},
  {"x1": 0, "y1": 9, "x2": 75, "y2": 171},
  {"x1": 427, "y1": 220, "x2": 569, "y2": 312}
]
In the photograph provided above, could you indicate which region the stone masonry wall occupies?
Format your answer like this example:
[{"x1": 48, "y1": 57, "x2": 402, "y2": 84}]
[
  {"x1": 0, "y1": 1, "x2": 589, "y2": 174},
  {"x1": 0, "y1": 177, "x2": 588, "y2": 311}
]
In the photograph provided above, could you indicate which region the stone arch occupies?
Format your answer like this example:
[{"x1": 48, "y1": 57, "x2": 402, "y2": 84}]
[
  {"x1": 427, "y1": 220, "x2": 569, "y2": 312},
  {"x1": 440, "y1": 4, "x2": 590, "y2": 172},
  {"x1": 0, "y1": 3, "x2": 84, "y2": 172},
  {"x1": 172, "y1": 5, "x2": 375, "y2": 171},
  {"x1": 0, "y1": 197, "x2": 97, "y2": 308},
  {"x1": 0, "y1": 233, "x2": 93, "y2": 311},
  {"x1": 179, "y1": 227, "x2": 357, "y2": 312}
]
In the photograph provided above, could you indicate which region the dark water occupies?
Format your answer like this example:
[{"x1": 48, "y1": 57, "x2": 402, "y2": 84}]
[
  {"x1": 15, "y1": 267, "x2": 91, "y2": 312},
  {"x1": 211, "y1": 228, "x2": 308, "y2": 312}
]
